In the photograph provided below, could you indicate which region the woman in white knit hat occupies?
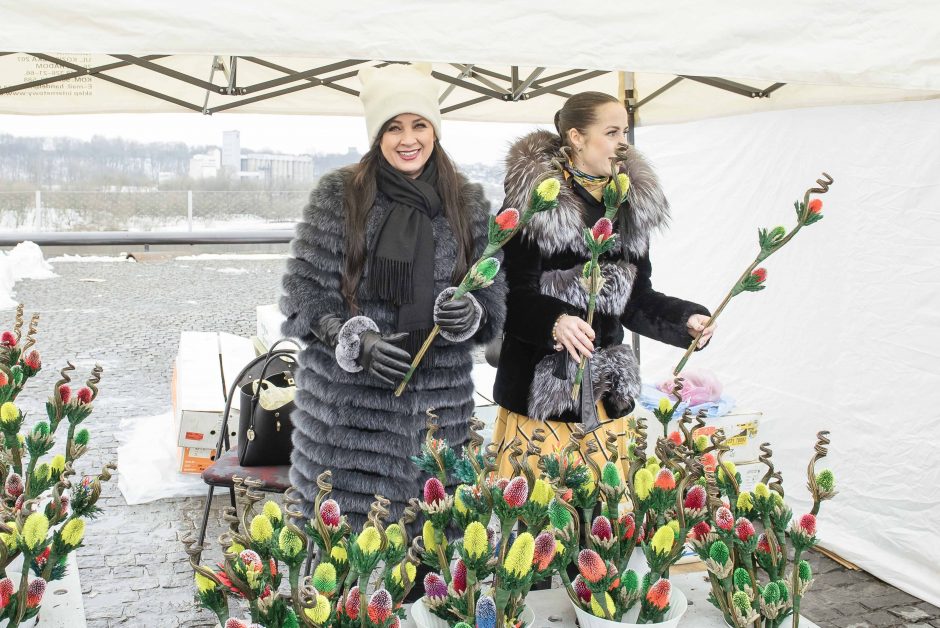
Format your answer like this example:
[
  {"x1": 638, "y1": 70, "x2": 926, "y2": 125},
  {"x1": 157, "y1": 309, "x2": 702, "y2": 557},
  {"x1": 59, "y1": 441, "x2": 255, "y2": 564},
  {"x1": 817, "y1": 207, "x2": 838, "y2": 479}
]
[{"x1": 280, "y1": 63, "x2": 506, "y2": 529}]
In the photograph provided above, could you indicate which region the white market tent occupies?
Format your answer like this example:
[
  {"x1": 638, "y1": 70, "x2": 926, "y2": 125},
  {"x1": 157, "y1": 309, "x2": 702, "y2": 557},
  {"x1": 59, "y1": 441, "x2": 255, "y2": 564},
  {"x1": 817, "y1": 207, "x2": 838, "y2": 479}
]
[
  {"x1": 4, "y1": 0, "x2": 940, "y2": 610},
  {"x1": 2, "y1": 2, "x2": 939, "y2": 123}
]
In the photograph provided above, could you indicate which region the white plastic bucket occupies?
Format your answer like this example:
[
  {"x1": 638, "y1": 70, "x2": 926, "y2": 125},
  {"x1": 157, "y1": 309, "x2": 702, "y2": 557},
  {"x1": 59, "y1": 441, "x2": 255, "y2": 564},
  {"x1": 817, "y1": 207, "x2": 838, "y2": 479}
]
[
  {"x1": 409, "y1": 597, "x2": 535, "y2": 628},
  {"x1": 571, "y1": 587, "x2": 688, "y2": 628}
]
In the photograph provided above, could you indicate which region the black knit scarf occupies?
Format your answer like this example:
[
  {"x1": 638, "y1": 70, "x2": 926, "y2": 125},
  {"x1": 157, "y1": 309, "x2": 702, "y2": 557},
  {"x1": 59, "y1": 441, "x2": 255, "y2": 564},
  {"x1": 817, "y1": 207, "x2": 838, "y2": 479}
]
[{"x1": 369, "y1": 157, "x2": 442, "y2": 359}]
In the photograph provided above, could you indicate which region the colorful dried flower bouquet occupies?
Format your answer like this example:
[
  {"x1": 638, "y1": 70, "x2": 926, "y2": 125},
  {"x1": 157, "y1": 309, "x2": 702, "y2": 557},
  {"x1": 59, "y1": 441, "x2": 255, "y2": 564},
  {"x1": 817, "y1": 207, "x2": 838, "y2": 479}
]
[
  {"x1": 187, "y1": 407, "x2": 835, "y2": 628},
  {"x1": 690, "y1": 428, "x2": 837, "y2": 628},
  {"x1": 408, "y1": 418, "x2": 558, "y2": 628},
  {"x1": 185, "y1": 470, "x2": 422, "y2": 628},
  {"x1": 0, "y1": 305, "x2": 115, "y2": 627},
  {"x1": 536, "y1": 417, "x2": 701, "y2": 624}
]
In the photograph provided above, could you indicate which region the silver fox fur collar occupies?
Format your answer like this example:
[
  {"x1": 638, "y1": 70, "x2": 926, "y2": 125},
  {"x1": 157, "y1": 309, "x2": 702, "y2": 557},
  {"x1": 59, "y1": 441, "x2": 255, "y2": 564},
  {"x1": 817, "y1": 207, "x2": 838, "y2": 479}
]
[{"x1": 503, "y1": 129, "x2": 670, "y2": 258}]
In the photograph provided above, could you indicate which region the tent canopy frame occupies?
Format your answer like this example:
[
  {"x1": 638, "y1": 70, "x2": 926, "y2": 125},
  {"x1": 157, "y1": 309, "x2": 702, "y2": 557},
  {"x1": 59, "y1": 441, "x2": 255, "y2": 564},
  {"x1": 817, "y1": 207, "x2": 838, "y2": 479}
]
[{"x1": 0, "y1": 53, "x2": 786, "y2": 119}]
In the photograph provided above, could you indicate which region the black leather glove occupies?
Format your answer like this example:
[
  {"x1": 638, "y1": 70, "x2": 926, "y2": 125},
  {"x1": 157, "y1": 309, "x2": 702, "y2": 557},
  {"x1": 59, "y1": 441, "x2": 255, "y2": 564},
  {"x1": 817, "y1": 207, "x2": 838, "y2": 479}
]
[
  {"x1": 435, "y1": 296, "x2": 479, "y2": 335},
  {"x1": 314, "y1": 315, "x2": 344, "y2": 348},
  {"x1": 359, "y1": 330, "x2": 412, "y2": 386}
]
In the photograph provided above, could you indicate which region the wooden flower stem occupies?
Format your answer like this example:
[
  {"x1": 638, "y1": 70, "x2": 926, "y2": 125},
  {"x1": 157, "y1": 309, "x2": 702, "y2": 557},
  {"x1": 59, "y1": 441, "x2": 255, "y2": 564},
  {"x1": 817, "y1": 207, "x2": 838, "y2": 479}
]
[
  {"x1": 394, "y1": 324, "x2": 441, "y2": 397},
  {"x1": 570, "y1": 293, "x2": 597, "y2": 400},
  {"x1": 674, "y1": 178, "x2": 827, "y2": 377},
  {"x1": 791, "y1": 548, "x2": 805, "y2": 628},
  {"x1": 673, "y1": 261, "x2": 754, "y2": 376},
  {"x1": 358, "y1": 572, "x2": 369, "y2": 628}
]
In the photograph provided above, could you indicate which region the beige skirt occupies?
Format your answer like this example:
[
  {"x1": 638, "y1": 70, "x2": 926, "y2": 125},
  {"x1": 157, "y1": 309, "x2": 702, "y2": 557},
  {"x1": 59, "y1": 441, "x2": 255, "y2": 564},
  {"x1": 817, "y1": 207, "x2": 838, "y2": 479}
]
[{"x1": 491, "y1": 404, "x2": 632, "y2": 479}]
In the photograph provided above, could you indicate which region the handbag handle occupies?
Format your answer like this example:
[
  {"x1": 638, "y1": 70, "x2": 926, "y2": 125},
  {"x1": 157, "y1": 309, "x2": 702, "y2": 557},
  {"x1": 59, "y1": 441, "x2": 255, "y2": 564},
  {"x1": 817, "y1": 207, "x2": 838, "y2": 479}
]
[
  {"x1": 244, "y1": 339, "x2": 301, "y2": 447},
  {"x1": 253, "y1": 338, "x2": 302, "y2": 399},
  {"x1": 214, "y1": 340, "x2": 300, "y2": 454}
]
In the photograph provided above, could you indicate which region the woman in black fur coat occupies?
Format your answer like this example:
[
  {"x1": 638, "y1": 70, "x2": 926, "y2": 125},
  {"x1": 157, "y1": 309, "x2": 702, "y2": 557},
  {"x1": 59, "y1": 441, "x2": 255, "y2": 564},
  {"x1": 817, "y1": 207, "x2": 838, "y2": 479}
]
[
  {"x1": 279, "y1": 64, "x2": 505, "y2": 526},
  {"x1": 492, "y1": 91, "x2": 715, "y2": 474}
]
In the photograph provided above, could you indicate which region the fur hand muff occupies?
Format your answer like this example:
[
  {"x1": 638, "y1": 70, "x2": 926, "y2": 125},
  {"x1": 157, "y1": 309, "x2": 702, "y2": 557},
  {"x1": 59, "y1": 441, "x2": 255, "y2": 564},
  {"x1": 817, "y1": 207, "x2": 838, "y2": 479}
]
[
  {"x1": 527, "y1": 344, "x2": 640, "y2": 421},
  {"x1": 434, "y1": 287, "x2": 483, "y2": 342},
  {"x1": 335, "y1": 315, "x2": 380, "y2": 372}
]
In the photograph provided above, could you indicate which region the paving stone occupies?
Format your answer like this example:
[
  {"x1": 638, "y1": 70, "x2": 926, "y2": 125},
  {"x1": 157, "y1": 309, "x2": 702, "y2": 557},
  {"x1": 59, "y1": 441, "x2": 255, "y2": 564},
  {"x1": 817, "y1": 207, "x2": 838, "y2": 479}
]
[
  {"x1": 915, "y1": 602, "x2": 940, "y2": 618},
  {"x1": 889, "y1": 606, "x2": 932, "y2": 622},
  {"x1": 860, "y1": 590, "x2": 924, "y2": 611}
]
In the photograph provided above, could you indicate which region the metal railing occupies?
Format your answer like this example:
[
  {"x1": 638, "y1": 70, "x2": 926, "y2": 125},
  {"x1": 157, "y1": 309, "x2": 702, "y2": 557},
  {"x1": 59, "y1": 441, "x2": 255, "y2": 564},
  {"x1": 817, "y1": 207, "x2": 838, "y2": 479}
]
[{"x1": 0, "y1": 189, "x2": 304, "y2": 246}]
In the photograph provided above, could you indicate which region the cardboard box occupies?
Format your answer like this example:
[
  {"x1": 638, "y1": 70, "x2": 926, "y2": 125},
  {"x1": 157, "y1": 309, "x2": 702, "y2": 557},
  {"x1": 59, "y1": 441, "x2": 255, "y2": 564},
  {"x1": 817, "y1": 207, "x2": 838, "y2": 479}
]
[
  {"x1": 178, "y1": 446, "x2": 217, "y2": 475},
  {"x1": 691, "y1": 412, "x2": 762, "y2": 464},
  {"x1": 172, "y1": 331, "x2": 256, "y2": 451},
  {"x1": 256, "y1": 303, "x2": 304, "y2": 352},
  {"x1": 736, "y1": 462, "x2": 765, "y2": 493},
  {"x1": 625, "y1": 404, "x2": 761, "y2": 464}
]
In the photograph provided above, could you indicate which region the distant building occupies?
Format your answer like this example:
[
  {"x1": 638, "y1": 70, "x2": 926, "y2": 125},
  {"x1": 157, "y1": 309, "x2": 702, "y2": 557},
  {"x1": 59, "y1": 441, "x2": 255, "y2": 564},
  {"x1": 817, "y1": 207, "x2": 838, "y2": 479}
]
[
  {"x1": 189, "y1": 149, "x2": 221, "y2": 179},
  {"x1": 222, "y1": 130, "x2": 241, "y2": 175},
  {"x1": 240, "y1": 153, "x2": 315, "y2": 183}
]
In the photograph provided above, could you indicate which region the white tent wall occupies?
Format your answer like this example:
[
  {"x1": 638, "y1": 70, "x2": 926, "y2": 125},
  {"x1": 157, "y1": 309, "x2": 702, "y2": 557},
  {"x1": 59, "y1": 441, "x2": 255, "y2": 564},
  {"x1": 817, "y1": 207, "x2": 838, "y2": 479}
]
[{"x1": 633, "y1": 97, "x2": 940, "y2": 606}]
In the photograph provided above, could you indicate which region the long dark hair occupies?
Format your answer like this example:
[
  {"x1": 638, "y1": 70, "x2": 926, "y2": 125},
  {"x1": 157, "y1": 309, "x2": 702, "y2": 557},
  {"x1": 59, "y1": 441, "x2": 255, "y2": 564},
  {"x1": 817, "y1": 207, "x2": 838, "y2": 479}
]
[{"x1": 340, "y1": 121, "x2": 474, "y2": 312}]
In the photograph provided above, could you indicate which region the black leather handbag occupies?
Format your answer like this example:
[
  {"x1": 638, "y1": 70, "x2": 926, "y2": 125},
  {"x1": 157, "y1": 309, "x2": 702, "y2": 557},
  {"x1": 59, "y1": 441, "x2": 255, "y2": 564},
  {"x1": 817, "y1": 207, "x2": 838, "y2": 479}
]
[{"x1": 236, "y1": 339, "x2": 300, "y2": 466}]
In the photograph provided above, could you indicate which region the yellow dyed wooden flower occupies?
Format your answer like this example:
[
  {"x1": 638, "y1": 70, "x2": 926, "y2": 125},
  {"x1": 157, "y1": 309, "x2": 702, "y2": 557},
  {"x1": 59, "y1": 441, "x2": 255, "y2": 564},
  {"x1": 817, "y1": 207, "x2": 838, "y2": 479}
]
[
  {"x1": 262, "y1": 501, "x2": 282, "y2": 523},
  {"x1": 356, "y1": 527, "x2": 381, "y2": 555},
  {"x1": 391, "y1": 561, "x2": 416, "y2": 586},
  {"x1": 422, "y1": 521, "x2": 438, "y2": 552},
  {"x1": 464, "y1": 521, "x2": 488, "y2": 559},
  {"x1": 304, "y1": 594, "x2": 331, "y2": 623},
  {"x1": 23, "y1": 513, "x2": 49, "y2": 552},
  {"x1": 330, "y1": 543, "x2": 348, "y2": 564},
  {"x1": 504, "y1": 532, "x2": 535, "y2": 578},
  {"x1": 278, "y1": 527, "x2": 303, "y2": 558},
  {"x1": 536, "y1": 178, "x2": 561, "y2": 202},
  {"x1": 634, "y1": 468, "x2": 654, "y2": 501},
  {"x1": 651, "y1": 525, "x2": 674, "y2": 555},
  {"x1": 61, "y1": 519, "x2": 85, "y2": 547},
  {"x1": 530, "y1": 478, "x2": 554, "y2": 507},
  {"x1": 385, "y1": 523, "x2": 404, "y2": 549},
  {"x1": 0, "y1": 402, "x2": 18, "y2": 423},
  {"x1": 249, "y1": 514, "x2": 274, "y2": 543},
  {"x1": 194, "y1": 569, "x2": 217, "y2": 593}
]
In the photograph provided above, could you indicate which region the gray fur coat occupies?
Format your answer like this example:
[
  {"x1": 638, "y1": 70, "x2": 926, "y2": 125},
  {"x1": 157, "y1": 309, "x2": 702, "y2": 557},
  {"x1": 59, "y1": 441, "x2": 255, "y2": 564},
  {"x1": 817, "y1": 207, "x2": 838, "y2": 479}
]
[{"x1": 280, "y1": 169, "x2": 506, "y2": 527}]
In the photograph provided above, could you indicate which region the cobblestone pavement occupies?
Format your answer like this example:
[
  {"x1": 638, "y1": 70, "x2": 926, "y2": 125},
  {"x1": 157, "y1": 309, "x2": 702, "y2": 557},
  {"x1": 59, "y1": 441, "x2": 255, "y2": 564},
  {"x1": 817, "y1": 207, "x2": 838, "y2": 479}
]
[{"x1": 8, "y1": 253, "x2": 940, "y2": 628}]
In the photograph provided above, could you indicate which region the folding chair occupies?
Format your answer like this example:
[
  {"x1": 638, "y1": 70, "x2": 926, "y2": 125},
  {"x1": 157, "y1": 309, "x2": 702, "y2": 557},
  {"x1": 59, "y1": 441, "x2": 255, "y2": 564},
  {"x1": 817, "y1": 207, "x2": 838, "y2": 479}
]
[{"x1": 194, "y1": 343, "x2": 297, "y2": 551}]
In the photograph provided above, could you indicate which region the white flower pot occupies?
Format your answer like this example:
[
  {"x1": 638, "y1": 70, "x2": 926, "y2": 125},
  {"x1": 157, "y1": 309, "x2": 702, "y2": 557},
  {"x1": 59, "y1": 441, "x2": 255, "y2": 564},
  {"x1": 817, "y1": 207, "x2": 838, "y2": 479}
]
[
  {"x1": 571, "y1": 587, "x2": 688, "y2": 628},
  {"x1": 409, "y1": 597, "x2": 535, "y2": 628}
]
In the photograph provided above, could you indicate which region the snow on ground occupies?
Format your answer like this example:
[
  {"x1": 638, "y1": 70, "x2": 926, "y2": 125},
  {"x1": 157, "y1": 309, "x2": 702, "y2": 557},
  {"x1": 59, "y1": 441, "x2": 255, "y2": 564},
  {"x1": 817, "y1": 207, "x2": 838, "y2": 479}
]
[
  {"x1": 0, "y1": 241, "x2": 58, "y2": 309},
  {"x1": 48, "y1": 254, "x2": 133, "y2": 263},
  {"x1": 212, "y1": 267, "x2": 249, "y2": 274},
  {"x1": 174, "y1": 253, "x2": 288, "y2": 261}
]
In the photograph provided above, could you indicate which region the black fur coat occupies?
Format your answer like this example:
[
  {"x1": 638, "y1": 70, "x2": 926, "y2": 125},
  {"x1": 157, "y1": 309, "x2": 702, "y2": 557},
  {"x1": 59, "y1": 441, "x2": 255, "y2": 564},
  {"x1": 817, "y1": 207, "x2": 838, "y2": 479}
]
[
  {"x1": 280, "y1": 168, "x2": 506, "y2": 526},
  {"x1": 493, "y1": 130, "x2": 708, "y2": 422}
]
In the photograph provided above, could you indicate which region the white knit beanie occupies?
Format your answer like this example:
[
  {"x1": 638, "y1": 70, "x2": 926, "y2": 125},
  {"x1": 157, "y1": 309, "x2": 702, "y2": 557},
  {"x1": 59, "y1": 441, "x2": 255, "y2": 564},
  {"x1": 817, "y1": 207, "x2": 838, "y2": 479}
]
[{"x1": 358, "y1": 63, "x2": 442, "y2": 145}]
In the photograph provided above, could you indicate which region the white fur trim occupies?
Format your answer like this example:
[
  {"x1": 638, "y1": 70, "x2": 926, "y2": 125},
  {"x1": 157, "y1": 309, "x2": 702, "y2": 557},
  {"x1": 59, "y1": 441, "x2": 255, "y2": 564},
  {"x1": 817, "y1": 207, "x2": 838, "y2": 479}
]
[
  {"x1": 434, "y1": 287, "x2": 483, "y2": 343},
  {"x1": 335, "y1": 316, "x2": 379, "y2": 373}
]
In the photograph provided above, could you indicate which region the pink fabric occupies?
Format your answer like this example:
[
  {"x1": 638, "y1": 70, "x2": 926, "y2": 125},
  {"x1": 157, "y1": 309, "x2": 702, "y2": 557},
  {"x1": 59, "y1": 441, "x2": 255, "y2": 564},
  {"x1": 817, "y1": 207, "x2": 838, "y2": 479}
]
[{"x1": 657, "y1": 368, "x2": 723, "y2": 406}]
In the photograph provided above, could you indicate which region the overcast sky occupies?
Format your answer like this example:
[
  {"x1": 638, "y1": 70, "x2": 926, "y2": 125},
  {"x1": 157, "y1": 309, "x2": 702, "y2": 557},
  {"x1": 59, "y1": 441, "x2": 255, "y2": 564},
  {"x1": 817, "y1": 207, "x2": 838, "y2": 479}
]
[{"x1": 0, "y1": 113, "x2": 546, "y2": 165}]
